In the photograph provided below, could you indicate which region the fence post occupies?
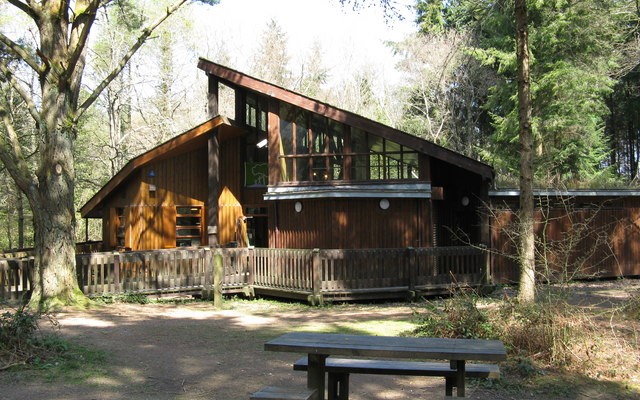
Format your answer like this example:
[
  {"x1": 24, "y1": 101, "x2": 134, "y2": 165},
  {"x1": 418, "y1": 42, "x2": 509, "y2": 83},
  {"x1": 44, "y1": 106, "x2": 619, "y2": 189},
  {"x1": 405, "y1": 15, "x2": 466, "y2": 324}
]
[
  {"x1": 482, "y1": 244, "x2": 491, "y2": 285},
  {"x1": 113, "y1": 252, "x2": 121, "y2": 294},
  {"x1": 202, "y1": 247, "x2": 213, "y2": 300},
  {"x1": 0, "y1": 259, "x2": 6, "y2": 300},
  {"x1": 243, "y1": 247, "x2": 256, "y2": 298},
  {"x1": 213, "y1": 251, "x2": 223, "y2": 308},
  {"x1": 407, "y1": 247, "x2": 417, "y2": 299},
  {"x1": 309, "y1": 248, "x2": 323, "y2": 306}
]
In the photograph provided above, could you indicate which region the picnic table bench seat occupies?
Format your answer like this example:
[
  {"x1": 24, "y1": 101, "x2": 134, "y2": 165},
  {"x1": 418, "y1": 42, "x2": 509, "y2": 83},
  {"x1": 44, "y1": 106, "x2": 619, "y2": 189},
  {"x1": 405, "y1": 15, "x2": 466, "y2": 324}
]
[
  {"x1": 293, "y1": 356, "x2": 500, "y2": 398},
  {"x1": 250, "y1": 385, "x2": 318, "y2": 400}
]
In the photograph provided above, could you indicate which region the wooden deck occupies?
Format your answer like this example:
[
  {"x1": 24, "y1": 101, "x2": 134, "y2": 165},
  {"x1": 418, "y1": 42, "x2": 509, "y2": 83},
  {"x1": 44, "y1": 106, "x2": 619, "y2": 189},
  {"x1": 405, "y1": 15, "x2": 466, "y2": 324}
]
[{"x1": 0, "y1": 246, "x2": 487, "y2": 304}]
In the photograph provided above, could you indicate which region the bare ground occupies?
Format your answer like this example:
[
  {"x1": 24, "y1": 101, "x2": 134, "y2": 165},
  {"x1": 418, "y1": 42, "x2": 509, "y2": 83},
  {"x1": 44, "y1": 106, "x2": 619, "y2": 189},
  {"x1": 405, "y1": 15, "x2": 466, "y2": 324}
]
[{"x1": 1, "y1": 279, "x2": 639, "y2": 400}]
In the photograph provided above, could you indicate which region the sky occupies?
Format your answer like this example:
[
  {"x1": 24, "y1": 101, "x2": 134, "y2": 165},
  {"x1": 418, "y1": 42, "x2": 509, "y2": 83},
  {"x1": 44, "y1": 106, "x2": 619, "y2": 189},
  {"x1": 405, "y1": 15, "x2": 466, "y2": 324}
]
[{"x1": 190, "y1": 0, "x2": 417, "y2": 86}]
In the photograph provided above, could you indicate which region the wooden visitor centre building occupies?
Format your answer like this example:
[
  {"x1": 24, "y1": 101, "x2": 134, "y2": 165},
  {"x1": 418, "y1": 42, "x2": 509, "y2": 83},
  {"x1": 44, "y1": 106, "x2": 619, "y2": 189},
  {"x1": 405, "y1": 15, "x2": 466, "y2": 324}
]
[
  {"x1": 80, "y1": 59, "x2": 494, "y2": 254},
  {"x1": 4, "y1": 61, "x2": 639, "y2": 303}
]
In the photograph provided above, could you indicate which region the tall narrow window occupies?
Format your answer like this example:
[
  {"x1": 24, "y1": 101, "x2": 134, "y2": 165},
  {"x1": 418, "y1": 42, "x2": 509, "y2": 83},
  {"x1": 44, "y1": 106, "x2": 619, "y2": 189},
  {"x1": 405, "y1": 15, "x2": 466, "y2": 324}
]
[{"x1": 176, "y1": 206, "x2": 202, "y2": 247}]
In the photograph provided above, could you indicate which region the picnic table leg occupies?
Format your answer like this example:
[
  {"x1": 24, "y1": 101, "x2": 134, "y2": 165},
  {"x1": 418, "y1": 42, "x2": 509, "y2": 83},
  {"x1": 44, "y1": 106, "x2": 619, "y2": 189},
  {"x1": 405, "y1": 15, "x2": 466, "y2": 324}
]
[
  {"x1": 451, "y1": 360, "x2": 466, "y2": 397},
  {"x1": 327, "y1": 372, "x2": 349, "y2": 400},
  {"x1": 307, "y1": 353, "x2": 328, "y2": 400}
]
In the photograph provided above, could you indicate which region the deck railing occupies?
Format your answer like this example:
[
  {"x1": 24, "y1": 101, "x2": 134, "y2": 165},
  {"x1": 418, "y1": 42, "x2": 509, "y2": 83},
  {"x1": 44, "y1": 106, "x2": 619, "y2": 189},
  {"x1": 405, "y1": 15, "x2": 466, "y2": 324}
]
[
  {"x1": 1, "y1": 246, "x2": 487, "y2": 303},
  {"x1": 0, "y1": 257, "x2": 33, "y2": 301}
]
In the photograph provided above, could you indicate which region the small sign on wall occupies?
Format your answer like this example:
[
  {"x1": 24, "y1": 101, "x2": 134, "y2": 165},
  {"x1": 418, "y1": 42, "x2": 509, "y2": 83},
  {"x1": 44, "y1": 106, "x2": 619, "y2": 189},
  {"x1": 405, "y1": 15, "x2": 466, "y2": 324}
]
[{"x1": 245, "y1": 162, "x2": 268, "y2": 187}]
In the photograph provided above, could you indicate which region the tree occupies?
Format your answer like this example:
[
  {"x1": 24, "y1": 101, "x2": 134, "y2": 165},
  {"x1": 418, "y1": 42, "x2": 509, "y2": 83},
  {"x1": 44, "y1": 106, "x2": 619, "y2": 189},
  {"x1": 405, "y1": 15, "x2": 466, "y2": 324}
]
[
  {"x1": 295, "y1": 40, "x2": 329, "y2": 99},
  {"x1": 251, "y1": 19, "x2": 293, "y2": 88},
  {"x1": 392, "y1": 30, "x2": 494, "y2": 158},
  {"x1": 0, "y1": 0, "x2": 217, "y2": 310},
  {"x1": 515, "y1": 0, "x2": 535, "y2": 302}
]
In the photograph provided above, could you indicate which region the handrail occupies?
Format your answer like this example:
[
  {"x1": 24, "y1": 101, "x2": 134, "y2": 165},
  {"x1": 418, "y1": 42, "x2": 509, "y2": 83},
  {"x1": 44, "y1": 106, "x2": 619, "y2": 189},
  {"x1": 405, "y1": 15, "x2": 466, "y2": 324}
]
[{"x1": 1, "y1": 246, "x2": 486, "y2": 302}]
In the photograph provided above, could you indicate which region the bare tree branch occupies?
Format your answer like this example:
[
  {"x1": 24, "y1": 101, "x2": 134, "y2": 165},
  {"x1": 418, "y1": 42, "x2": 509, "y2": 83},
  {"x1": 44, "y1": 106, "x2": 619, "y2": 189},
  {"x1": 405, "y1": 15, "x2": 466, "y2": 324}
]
[
  {"x1": 6, "y1": 0, "x2": 38, "y2": 20},
  {"x1": 66, "y1": 0, "x2": 101, "y2": 91},
  {"x1": 0, "y1": 62, "x2": 42, "y2": 128},
  {"x1": 0, "y1": 32, "x2": 42, "y2": 74},
  {"x1": 0, "y1": 99, "x2": 38, "y2": 199},
  {"x1": 77, "y1": 0, "x2": 188, "y2": 118}
]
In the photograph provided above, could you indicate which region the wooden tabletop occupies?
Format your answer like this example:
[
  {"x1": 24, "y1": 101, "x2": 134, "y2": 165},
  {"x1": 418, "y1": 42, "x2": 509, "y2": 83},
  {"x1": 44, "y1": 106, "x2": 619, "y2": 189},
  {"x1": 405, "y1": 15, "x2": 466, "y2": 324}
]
[{"x1": 264, "y1": 332, "x2": 507, "y2": 362}]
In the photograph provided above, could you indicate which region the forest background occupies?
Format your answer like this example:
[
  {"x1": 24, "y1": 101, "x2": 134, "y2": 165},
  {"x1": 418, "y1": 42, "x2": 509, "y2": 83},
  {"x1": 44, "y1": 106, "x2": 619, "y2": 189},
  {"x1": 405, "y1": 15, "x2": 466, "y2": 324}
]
[{"x1": 1, "y1": 0, "x2": 639, "y2": 252}]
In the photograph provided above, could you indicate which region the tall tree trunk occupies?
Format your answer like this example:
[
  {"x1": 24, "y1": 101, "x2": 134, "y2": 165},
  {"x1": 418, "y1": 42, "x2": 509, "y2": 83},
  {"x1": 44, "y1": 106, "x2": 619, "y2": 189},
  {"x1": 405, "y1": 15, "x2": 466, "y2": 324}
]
[
  {"x1": 515, "y1": 0, "x2": 536, "y2": 302},
  {"x1": 1, "y1": 0, "x2": 193, "y2": 310},
  {"x1": 28, "y1": 122, "x2": 84, "y2": 309}
]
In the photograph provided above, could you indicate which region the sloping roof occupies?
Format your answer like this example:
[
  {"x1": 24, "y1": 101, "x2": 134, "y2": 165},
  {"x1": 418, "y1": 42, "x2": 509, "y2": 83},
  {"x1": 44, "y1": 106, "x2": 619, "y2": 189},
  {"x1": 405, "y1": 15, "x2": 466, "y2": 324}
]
[
  {"x1": 491, "y1": 189, "x2": 640, "y2": 197},
  {"x1": 80, "y1": 116, "x2": 242, "y2": 218},
  {"x1": 197, "y1": 58, "x2": 494, "y2": 180}
]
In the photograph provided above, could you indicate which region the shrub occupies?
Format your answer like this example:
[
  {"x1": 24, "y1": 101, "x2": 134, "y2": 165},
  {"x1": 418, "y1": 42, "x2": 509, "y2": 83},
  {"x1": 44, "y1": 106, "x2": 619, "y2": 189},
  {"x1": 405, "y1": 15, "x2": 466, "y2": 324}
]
[
  {"x1": 496, "y1": 296, "x2": 597, "y2": 368},
  {"x1": 410, "y1": 291, "x2": 497, "y2": 340},
  {"x1": 0, "y1": 305, "x2": 61, "y2": 370},
  {"x1": 622, "y1": 290, "x2": 640, "y2": 321},
  {"x1": 408, "y1": 288, "x2": 598, "y2": 370}
]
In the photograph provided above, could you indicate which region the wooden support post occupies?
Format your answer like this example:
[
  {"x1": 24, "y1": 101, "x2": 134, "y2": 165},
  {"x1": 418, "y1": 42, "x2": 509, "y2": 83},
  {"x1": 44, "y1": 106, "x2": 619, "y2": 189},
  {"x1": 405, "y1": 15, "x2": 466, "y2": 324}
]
[
  {"x1": 113, "y1": 252, "x2": 121, "y2": 294},
  {"x1": 213, "y1": 251, "x2": 223, "y2": 308},
  {"x1": 207, "y1": 75, "x2": 219, "y2": 117},
  {"x1": 0, "y1": 260, "x2": 6, "y2": 299},
  {"x1": 208, "y1": 133, "x2": 220, "y2": 247},
  {"x1": 243, "y1": 248, "x2": 256, "y2": 298},
  {"x1": 202, "y1": 248, "x2": 213, "y2": 300},
  {"x1": 307, "y1": 353, "x2": 327, "y2": 400},
  {"x1": 407, "y1": 247, "x2": 417, "y2": 299},
  {"x1": 309, "y1": 248, "x2": 323, "y2": 306},
  {"x1": 451, "y1": 359, "x2": 466, "y2": 397}
]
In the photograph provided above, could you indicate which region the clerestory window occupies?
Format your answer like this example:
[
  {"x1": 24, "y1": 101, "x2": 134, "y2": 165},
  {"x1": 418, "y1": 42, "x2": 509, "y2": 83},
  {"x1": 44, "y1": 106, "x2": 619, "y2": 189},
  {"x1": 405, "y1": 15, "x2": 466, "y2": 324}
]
[{"x1": 278, "y1": 103, "x2": 418, "y2": 182}]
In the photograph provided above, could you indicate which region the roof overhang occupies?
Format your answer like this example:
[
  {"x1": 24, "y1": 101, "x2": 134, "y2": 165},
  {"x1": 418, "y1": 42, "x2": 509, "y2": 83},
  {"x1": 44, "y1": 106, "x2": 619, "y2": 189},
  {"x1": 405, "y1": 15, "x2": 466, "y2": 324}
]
[
  {"x1": 81, "y1": 116, "x2": 243, "y2": 218},
  {"x1": 264, "y1": 182, "x2": 432, "y2": 200},
  {"x1": 490, "y1": 189, "x2": 640, "y2": 197}
]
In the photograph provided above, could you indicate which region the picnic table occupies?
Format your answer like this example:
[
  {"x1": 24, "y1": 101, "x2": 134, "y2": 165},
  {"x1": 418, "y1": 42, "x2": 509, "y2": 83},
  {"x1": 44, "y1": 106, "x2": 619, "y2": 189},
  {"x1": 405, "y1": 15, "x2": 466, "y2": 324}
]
[{"x1": 262, "y1": 332, "x2": 506, "y2": 399}]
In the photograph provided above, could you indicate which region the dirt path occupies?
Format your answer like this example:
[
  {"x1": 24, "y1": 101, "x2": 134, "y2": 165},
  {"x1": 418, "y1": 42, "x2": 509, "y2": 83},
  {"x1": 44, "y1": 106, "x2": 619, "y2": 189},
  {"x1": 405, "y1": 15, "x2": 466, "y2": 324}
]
[{"x1": 1, "y1": 280, "x2": 638, "y2": 400}]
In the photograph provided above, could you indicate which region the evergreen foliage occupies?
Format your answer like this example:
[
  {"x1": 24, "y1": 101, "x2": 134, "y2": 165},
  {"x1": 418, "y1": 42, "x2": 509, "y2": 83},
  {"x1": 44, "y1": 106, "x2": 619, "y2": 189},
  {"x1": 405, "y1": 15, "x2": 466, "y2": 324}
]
[{"x1": 411, "y1": 0, "x2": 638, "y2": 186}]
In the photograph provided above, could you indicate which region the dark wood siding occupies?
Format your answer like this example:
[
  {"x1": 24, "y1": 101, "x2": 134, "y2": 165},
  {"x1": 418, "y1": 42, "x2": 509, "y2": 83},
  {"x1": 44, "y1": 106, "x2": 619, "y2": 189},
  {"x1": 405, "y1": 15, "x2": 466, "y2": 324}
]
[
  {"x1": 491, "y1": 197, "x2": 640, "y2": 282},
  {"x1": 270, "y1": 198, "x2": 429, "y2": 249},
  {"x1": 220, "y1": 137, "x2": 243, "y2": 198}
]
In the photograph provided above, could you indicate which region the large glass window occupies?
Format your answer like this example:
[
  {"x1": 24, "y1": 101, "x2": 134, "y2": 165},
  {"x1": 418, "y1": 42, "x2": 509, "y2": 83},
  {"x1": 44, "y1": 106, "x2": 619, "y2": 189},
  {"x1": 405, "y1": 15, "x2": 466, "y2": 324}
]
[{"x1": 279, "y1": 104, "x2": 418, "y2": 182}]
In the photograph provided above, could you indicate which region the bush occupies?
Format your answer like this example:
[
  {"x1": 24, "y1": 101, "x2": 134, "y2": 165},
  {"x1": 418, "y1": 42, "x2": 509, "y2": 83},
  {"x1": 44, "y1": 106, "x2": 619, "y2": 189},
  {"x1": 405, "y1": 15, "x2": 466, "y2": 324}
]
[
  {"x1": 0, "y1": 305, "x2": 61, "y2": 370},
  {"x1": 408, "y1": 289, "x2": 598, "y2": 370},
  {"x1": 496, "y1": 296, "x2": 597, "y2": 368},
  {"x1": 410, "y1": 291, "x2": 497, "y2": 339},
  {"x1": 622, "y1": 290, "x2": 640, "y2": 320}
]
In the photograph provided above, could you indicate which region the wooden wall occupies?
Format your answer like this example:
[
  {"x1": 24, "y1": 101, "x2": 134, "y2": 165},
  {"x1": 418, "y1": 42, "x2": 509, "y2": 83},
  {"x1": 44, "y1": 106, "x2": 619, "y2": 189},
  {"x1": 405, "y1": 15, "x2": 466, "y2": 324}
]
[
  {"x1": 270, "y1": 198, "x2": 431, "y2": 249},
  {"x1": 491, "y1": 197, "x2": 640, "y2": 282},
  {"x1": 219, "y1": 137, "x2": 243, "y2": 199},
  {"x1": 103, "y1": 148, "x2": 209, "y2": 250},
  {"x1": 218, "y1": 187, "x2": 243, "y2": 245}
]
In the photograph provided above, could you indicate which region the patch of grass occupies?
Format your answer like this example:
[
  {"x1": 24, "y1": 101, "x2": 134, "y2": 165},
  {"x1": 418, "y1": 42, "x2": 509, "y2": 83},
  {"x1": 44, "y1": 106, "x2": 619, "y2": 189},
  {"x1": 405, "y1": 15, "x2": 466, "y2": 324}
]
[
  {"x1": 93, "y1": 292, "x2": 151, "y2": 304},
  {"x1": 1, "y1": 305, "x2": 108, "y2": 383},
  {"x1": 33, "y1": 340, "x2": 108, "y2": 384},
  {"x1": 299, "y1": 319, "x2": 416, "y2": 336}
]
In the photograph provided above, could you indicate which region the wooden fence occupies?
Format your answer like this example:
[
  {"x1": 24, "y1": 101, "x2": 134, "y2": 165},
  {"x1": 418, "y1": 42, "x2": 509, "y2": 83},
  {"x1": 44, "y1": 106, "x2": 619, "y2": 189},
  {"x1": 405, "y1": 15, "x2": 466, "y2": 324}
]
[
  {"x1": 0, "y1": 257, "x2": 32, "y2": 301},
  {"x1": 1, "y1": 246, "x2": 487, "y2": 304}
]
